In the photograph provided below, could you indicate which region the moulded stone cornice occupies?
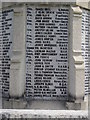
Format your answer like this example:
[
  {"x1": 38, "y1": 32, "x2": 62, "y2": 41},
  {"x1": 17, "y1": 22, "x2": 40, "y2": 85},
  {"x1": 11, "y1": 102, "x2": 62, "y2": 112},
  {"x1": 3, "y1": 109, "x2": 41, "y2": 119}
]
[
  {"x1": 14, "y1": 7, "x2": 23, "y2": 15},
  {"x1": 76, "y1": 0, "x2": 90, "y2": 10},
  {"x1": 73, "y1": 56, "x2": 84, "y2": 64},
  {"x1": 10, "y1": 50, "x2": 22, "y2": 63},
  {"x1": 71, "y1": 6, "x2": 82, "y2": 15},
  {"x1": 1, "y1": 1, "x2": 90, "y2": 11}
]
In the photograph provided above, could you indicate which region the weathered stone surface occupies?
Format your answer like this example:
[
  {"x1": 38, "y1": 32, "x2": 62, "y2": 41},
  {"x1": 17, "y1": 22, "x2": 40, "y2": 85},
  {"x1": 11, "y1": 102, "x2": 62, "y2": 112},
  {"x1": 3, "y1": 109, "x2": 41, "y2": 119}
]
[
  {"x1": 0, "y1": 110, "x2": 88, "y2": 119},
  {"x1": 0, "y1": 0, "x2": 89, "y2": 111}
]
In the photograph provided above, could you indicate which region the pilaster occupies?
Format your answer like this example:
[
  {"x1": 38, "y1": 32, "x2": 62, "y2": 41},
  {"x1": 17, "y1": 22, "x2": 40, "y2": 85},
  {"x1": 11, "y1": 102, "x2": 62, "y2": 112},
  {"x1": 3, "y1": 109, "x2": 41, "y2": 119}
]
[
  {"x1": 10, "y1": 5, "x2": 26, "y2": 98},
  {"x1": 68, "y1": 6, "x2": 85, "y2": 102}
]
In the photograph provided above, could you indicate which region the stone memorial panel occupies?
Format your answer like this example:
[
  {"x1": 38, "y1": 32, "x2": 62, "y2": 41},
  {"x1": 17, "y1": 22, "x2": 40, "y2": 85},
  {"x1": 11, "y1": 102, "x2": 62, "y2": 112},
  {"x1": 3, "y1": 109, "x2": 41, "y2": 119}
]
[
  {"x1": 0, "y1": 9, "x2": 13, "y2": 97},
  {"x1": 82, "y1": 9, "x2": 90, "y2": 95},
  {"x1": 26, "y1": 7, "x2": 69, "y2": 100}
]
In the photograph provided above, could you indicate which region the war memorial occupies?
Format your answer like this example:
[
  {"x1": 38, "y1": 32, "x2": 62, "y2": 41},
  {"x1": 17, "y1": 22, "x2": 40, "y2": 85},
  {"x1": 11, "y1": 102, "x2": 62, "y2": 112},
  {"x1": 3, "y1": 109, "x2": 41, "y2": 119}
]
[{"x1": 0, "y1": 0, "x2": 90, "y2": 119}]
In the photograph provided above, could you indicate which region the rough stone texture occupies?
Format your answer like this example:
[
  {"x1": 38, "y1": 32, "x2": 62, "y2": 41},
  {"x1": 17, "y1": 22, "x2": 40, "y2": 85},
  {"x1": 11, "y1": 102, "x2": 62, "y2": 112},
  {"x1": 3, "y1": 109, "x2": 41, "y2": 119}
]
[{"x1": 0, "y1": 110, "x2": 88, "y2": 119}]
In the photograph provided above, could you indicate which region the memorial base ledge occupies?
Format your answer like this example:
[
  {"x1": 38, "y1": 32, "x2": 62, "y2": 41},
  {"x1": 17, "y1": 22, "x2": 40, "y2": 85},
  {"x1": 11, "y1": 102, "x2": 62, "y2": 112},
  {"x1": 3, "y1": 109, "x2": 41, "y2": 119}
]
[{"x1": 2, "y1": 98, "x2": 88, "y2": 110}]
